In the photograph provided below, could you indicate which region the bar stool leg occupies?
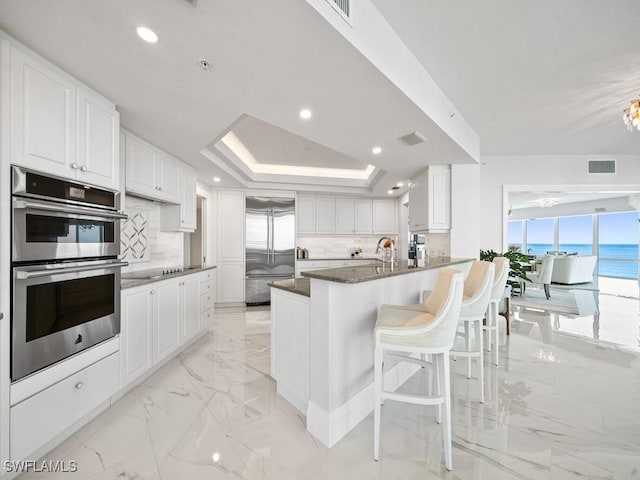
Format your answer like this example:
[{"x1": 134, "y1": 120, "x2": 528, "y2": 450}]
[
  {"x1": 494, "y1": 303, "x2": 500, "y2": 367},
  {"x1": 373, "y1": 347, "x2": 383, "y2": 461},
  {"x1": 434, "y1": 353, "x2": 442, "y2": 425},
  {"x1": 477, "y1": 320, "x2": 484, "y2": 403},
  {"x1": 442, "y1": 352, "x2": 453, "y2": 471},
  {"x1": 486, "y1": 303, "x2": 492, "y2": 353},
  {"x1": 465, "y1": 321, "x2": 471, "y2": 379}
]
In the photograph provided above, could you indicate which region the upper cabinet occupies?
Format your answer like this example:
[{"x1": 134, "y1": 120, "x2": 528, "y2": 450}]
[
  {"x1": 296, "y1": 195, "x2": 395, "y2": 235},
  {"x1": 160, "y1": 165, "x2": 197, "y2": 232},
  {"x1": 409, "y1": 166, "x2": 451, "y2": 233},
  {"x1": 10, "y1": 45, "x2": 119, "y2": 190},
  {"x1": 124, "y1": 131, "x2": 180, "y2": 204}
]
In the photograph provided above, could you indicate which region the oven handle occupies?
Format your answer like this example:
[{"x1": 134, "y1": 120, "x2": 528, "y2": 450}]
[
  {"x1": 13, "y1": 198, "x2": 128, "y2": 220},
  {"x1": 15, "y1": 261, "x2": 129, "y2": 279}
]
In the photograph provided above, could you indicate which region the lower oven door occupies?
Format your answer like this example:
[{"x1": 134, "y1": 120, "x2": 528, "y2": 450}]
[{"x1": 12, "y1": 260, "x2": 127, "y2": 381}]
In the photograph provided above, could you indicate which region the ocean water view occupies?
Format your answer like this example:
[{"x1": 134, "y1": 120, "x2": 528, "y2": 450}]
[{"x1": 509, "y1": 243, "x2": 639, "y2": 279}]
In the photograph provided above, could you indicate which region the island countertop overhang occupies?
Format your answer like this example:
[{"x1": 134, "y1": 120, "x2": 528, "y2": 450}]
[{"x1": 300, "y1": 257, "x2": 473, "y2": 284}]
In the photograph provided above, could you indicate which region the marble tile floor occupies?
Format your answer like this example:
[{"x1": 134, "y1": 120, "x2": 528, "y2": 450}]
[{"x1": 19, "y1": 306, "x2": 640, "y2": 480}]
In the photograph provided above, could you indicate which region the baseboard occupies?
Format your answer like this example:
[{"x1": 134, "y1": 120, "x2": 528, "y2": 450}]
[
  {"x1": 306, "y1": 359, "x2": 420, "y2": 448},
  {"x1": 275, "y1": 382, "x2": 307, "y2": 414}
]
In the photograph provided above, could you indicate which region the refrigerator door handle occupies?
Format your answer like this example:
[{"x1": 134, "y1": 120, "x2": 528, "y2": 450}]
[
  {"x1": 270, "y1": 208, "x2": 275, "y2": 264},
  {"x1": 266, "y1": 208, "x2": 271, "y2": 264}
]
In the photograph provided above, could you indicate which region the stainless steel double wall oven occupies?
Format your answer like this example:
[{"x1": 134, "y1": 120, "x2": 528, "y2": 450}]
[{"x1": 11, "y1": 166, "x2": 127, "y2": 381}]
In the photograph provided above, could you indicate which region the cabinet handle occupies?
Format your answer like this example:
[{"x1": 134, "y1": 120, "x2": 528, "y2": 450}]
[
  {"x1": 158, "y1": 186, "x2": 162, "y2": 191},
  {"x1": 71, "y1": 163, "x2": 79, "y2": 169},
  {"x1": 75, "y1": 382, "x2": 84, "y2": 390},
  {"x1": 179, "y1": 282, "x2": 184, "y2": 286},
  {"x1": 80, "y1": 165, "x2": 87, "y2": 172},
  {"x1": 150, "y1": 290, "x2": 156, "y2": 295}
]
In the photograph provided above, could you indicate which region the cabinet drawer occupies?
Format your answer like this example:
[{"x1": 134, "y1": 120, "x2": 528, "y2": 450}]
[
  {"x1": 11, "y1": 353, "x2": 119, "y2": 461},
  {"x1": 201, "y1": 269, "x2": 215, "y2": 282},
  {"x1": 200, "y1": 279, "x2": 214, "y2": 295},
  {"x1": 200, "y1": 291, "x2": 214, "y2": 312},
  {"x1": 201, "y1": 308, "x2": 213, "y2": 328}
]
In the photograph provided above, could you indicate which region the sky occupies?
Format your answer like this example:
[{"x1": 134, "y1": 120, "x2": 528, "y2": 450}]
[{"x1": 508, "y1": 212, "x2": 639, "y2": 245}]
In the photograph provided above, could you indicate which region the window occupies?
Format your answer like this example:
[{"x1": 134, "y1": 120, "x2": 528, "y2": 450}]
[
  {"x1": 526, "y1": 218, "x2": 554, "y2": 255},
  {"x1": 598, "y1": 212, "x2": 639, "y2": 279},
  {"x1": 558, "y1": 215, "x2": 593, "y2": 255},
  {"x1": 507, "y1": 220, "x2": 523, "y2": 250}
]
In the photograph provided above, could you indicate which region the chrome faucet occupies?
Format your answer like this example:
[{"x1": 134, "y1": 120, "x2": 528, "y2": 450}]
[{"x1": 375, "y1": 237, "x2": 395, "y2": 258}]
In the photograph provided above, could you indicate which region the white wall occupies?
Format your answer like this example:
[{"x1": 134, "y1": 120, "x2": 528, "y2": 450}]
[
  {"x1": 480, "y1": 154, "x2": 640, "y2": 252},
  {"x1": 451, "y1": 164, "x2": 481, "y2": 258}
]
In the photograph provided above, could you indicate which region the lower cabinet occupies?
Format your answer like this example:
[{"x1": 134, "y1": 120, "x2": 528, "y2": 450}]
[
  {"x1": 217, "y1": 262, "x2": 244, "y2": 303},
  {"x1": 121, "y1": 271, "x2": 209, "y2": 389},
  {"x1": 10, "y1": 353, "x2": 119, "y2": 461},
  {"x1": 200, "y1": 269, "x2": 215, "y2": 330}
]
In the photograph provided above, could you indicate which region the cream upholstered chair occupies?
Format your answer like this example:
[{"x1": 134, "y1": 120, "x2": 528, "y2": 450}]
[
  {"x1": 484, "y1": 257, "x2": 510, "y2": 366},
  {"x1": 373, "y1": 268, "x2": 465, "y2": 471},
  {"x1": 524, "y1": 255, "x2": 555, "y2": 299},
  {"x1": 449, "y1": 260, "x2": 495, "y2": 403}
]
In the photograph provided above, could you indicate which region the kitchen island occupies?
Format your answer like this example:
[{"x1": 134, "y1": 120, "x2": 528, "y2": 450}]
[{"x1": 270, "y1": 257, "x2": 472, "y2": 448}]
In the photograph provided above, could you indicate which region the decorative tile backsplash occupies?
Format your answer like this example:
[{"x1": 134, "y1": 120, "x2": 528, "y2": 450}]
[{"x1": 121, "y1": 196, "x2": 183, "y2": 273}]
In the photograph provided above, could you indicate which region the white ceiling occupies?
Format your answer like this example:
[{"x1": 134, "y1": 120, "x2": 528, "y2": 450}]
[
  {"x1": 0, "y1": 0, "x2": 638, "y2": 195},
  {"x1": 372, "y1": 0, "x2": 640, "y2": 155}
]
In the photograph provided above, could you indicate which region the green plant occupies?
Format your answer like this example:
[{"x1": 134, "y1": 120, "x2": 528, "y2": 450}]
[{"x1": 480, "y1": 249, "x2": 530, "y2": 288}]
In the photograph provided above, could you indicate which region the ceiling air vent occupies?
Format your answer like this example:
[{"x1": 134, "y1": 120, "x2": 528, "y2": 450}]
[
  {"x1": 326, "y1": 0, "x2": 352, "y2": 24},
  {"x1": 399, "y1": 131, "x2": 427, "y2": 146},
  {"x1": 587, "y1": 159, "x2": 616, "y2": 175}
]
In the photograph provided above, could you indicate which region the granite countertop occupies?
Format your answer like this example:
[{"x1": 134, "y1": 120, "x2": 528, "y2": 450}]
[
  {"x1": 121, "y1": 265, "x2": 217, "y2": 290},
  {"x1": 301, "y1": 257, "x2": 472, "y2": 284},
  {"x1": 269, "y1": 277, "x2": 311, "y2": 297}
]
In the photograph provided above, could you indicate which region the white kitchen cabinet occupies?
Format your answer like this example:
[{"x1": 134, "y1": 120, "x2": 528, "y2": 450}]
[
  {"x1": 217, "y1": 190, "x2": 245, "y2": 262},
  {"x1": 124, "y1": 131, "x2": 180, "y2": 204},
  {"x1": 10, "y1": 45, "x2": 120, "y2": 190},
  {"x1": 160, "y1": 165, "x2": 197, "y2": 232},
  {"x1": 10, "y1": 46, "x2": 77, "y2": 177},
  {"x1": 76, "y1": 88, "x2": 119, "y2": 190},
  {"x1": 354, "y1": 198, "x2": 373, "y2": 233},
  {"x1": 335, "y1": 198, "x2": 355, "y2": 234},
  {"x1": 297, "y1": 196, "x2": 316, "y2": 234},
  {"x1": 121, "y1": 286, "x2": 154, "y2": 387},
  {"x1": 408, "y1": 166, "x2": 451, "y2": 233},
  {"x1": 217, "y1": 263, "x2": 245, "y2": 303},
  {"x1": 200, "y1": 269, "x2": 215, "y2": 331},
  {"x1": 10, "y1": 353, "x2": 119, "y2": 462},
  {"x1": 373, "y1": 199, "x2": 396, "y2": 234},
  {"x1": 295, "y1": 260, "x2": 331, "y2": 277},
  {"x1": 181, "y1": 275, "x2": 201, "y2": 343},
  {"x1": 427, "y1": 165, "x2": 451, "y2": 232},
  {"x1": 315, "y1": 197, "x2": 336, "y2": 234},
  {"x1": 154, "y1": 280, "x2": 181, "y2": 363}
]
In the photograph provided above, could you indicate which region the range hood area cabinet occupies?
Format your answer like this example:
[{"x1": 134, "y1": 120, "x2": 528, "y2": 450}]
[
  {"x1": 297, "y1": 195, "x2": 397, "y2": 235},
  {"x1": 10, "y1": 42, "x2": 120, "y2": 191},
  {"x1": 409, "y1": 165, "x2": 451, "y2": 233}
]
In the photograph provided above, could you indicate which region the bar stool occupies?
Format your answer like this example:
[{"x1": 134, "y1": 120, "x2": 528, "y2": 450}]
[
  {"x1": 484, "y1": 257, "x2": 510, "y2": 366},
  {"x1": 449, "y1": 260, "x2": 495, "y2": 404},
  {"x1": 373, "y1": 268, "x2": 465, "y2": 471}
]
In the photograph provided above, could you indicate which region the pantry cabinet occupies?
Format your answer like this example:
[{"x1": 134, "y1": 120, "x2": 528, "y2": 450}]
[{"x1": 217, "y1": 190, "x2": 245, "y2": 303}]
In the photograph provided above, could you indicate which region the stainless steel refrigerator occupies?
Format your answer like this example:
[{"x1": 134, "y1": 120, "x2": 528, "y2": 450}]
[{"x1": 245, "y1": 196, "x2": 295, "y2": 305}]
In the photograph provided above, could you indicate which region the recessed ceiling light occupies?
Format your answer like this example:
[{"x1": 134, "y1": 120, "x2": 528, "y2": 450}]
[
  {"x1": 136, "y1": 26, "x2": 159, "y2": 44},
  {"x1": 396, "y1": 182, "x2": 404, "y2": 187},
  {"x1": 299, "y1": 109, "x2": 312, "y2": 120},
  {"x1": 387, "y1": 190, "x2": 393, "y2": 195},
  {"x1": 372, "y1": 146, "x2": 382, "y2": 155},
  {"x1": 213, "y1": 176, "x2": 221, "y2": 183}
]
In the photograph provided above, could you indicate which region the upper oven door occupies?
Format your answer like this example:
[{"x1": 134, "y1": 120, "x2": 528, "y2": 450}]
[{"x1": 12, "y1": 197, "x2": 127, "y2": 262}]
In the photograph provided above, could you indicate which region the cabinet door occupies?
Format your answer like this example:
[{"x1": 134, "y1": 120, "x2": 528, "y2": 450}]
[
  {"x1": 297, "y1": 196, "x2": 315, "y2": 234},
  {"x1": 373, "y1": 199, "x2": 396, "y2": 234},
  {"x1": 217, "y1": 263, "x2": 245, "y2": 303},
  {"x1": 182, "y1": 275, "x2": 200, "y2": 342},
  {"x1": 335, "y1": 198, "x2": 355, "y2": 234},
  {"x1": 154, "y1": 280, "x2": 181, "y2": 362},
  {"x1": 315, "y1": 197, "x2": 336, "y2": 234},
  {"x1": 11, "y1": 46, "x2": 77, "y2": 176},
  {"x1": 121, "y1": 287, "x2": 154, "y2": 387},
  {"x1": 217, "y1": 191, "x2": 245, "y2": 262},
  {"x1": 77, "y1": 89, "x2": 119, "y2": 189},
  {"x1": 157, "y1": 152, "x2": 180, "y2": 203},
  {"x1": 355, "y1": 199, "x2": 373, "y2": 234},
  {"x1": 125, "y1": 134, "x2": 157, "y2": 197},
  {"x1": 428, "y1": 166, "x2": 451, "y2": 231},
  {"x1": 180, "y1": 167, "x2": 197, "y2": 230},
  {"x1": 409, "y1": 172, "x2": 428, "y2": 231}
]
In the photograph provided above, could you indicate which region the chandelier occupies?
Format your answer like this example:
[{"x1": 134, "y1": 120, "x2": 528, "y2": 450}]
[{"x1": 623, "y1": 97, "x2": 640, "y2": 131}]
